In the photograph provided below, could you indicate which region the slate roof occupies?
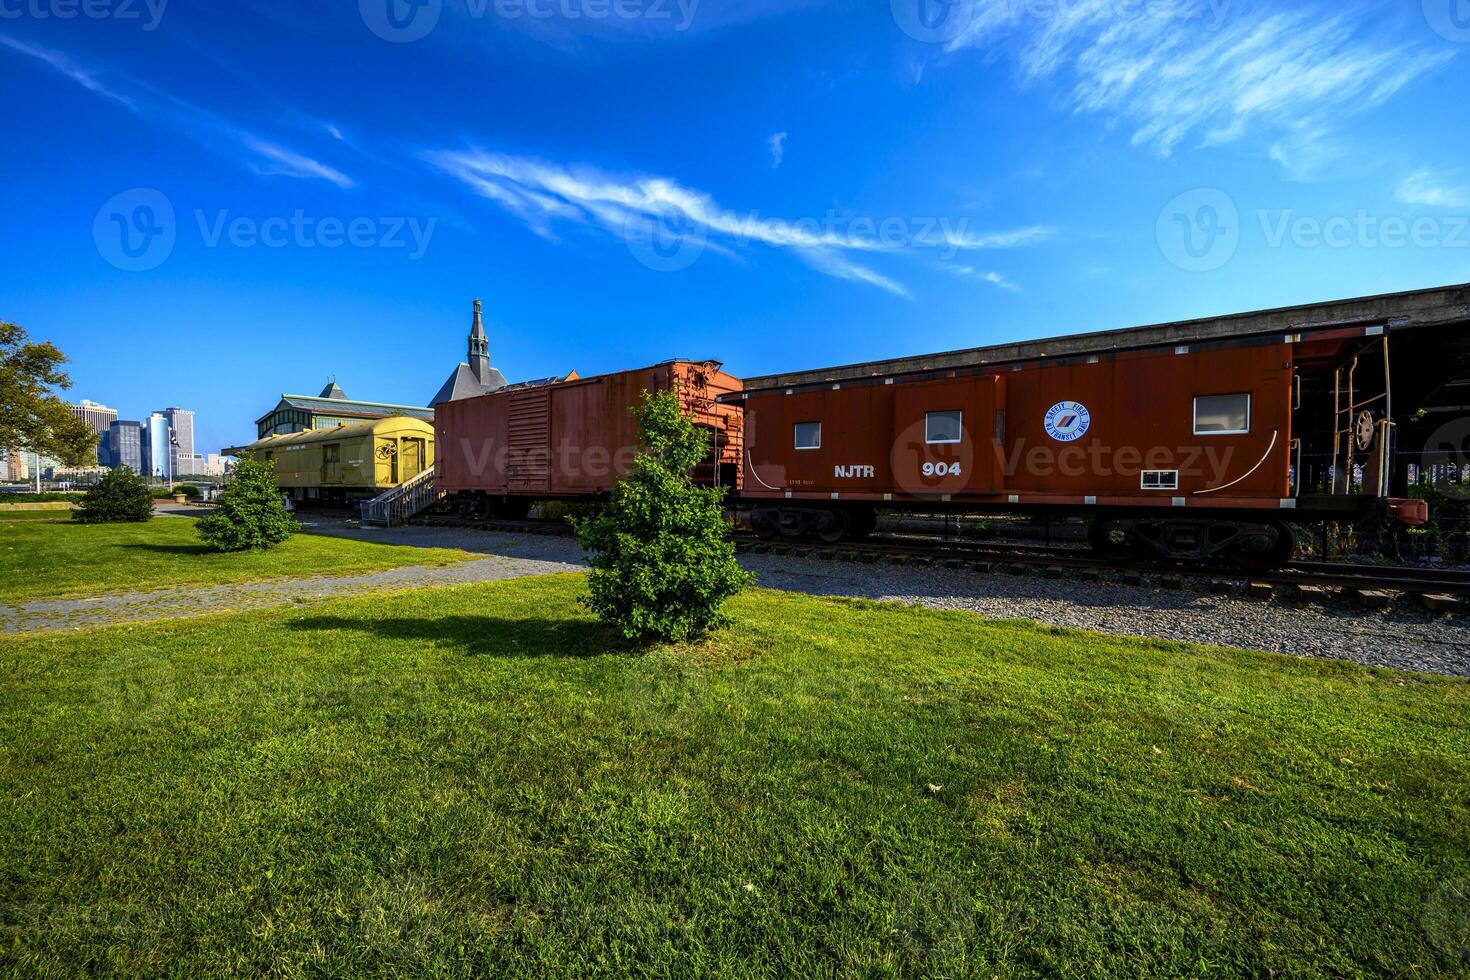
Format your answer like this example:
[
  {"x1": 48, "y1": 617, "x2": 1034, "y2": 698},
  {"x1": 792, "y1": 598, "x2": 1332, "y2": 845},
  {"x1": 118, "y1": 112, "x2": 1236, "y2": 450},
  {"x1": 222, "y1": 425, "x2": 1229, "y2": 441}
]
[
  {"x1": 255, "y1": 395, "x2": 434, "y2": 426},
  {"x1": 431, "y1": 363, "x2": 509, "y2": 406}
]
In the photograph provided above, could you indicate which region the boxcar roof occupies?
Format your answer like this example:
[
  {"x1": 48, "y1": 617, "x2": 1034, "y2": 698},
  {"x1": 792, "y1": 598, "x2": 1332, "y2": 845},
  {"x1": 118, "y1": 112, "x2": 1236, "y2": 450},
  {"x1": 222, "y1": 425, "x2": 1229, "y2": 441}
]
[
  {"x1": 228, "y1": 416, "x2": 434, "y2": 454},
  {"x1": 740, "y1": 281, "x2": 1470, "y2": 392}
]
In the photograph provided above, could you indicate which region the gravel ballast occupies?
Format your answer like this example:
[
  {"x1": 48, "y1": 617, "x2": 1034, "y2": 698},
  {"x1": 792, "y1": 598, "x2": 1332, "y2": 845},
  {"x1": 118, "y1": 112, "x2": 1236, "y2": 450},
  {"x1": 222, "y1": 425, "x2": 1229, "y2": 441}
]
[{"x1": 6, "y1": 522, "x2": 1466, "y2": 678}]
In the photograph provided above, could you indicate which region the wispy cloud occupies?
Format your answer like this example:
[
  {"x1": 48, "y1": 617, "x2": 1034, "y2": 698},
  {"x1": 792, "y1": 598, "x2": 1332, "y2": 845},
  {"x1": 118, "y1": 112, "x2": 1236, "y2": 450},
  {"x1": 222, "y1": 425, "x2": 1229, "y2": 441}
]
[
  {"x1": 0, "y1": 36, "x2": 352, "y2": 189},
  {"x1": 0, "y1": 35, "x2": 137, "y2": 110},
  {"x1": 943, "y1": 3, "x2": 1453, "y2": 163},
  {"x1": 426, "y1": 148, "x2": 1051, "y2": 297},
  {"x1": 1396, "y1": 169, "x2": 1470, "y2": 209},
  {"x1": 944, "y1": 264, "x2": 1021, "y2": 293},
  {"x1": 244, "y1": 138, "x2": 354, "y2": 189},
  {"x1": 767, "y1": 131, "x2": 787, "y2": 168}
]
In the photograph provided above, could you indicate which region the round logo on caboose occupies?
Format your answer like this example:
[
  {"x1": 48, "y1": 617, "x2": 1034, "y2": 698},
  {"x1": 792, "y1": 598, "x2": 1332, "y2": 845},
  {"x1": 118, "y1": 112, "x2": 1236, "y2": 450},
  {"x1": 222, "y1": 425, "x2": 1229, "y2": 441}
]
[{"x1": 1043, "y1": 401, "x2": 1091, "y2": 442}]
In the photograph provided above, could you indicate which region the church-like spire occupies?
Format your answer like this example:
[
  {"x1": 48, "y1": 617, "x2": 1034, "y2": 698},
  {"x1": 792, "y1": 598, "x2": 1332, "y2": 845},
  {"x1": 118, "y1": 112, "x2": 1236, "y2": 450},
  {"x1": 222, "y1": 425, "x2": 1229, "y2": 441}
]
[{"x1": 468, "y1": 298, "x2": 490, "y2": 384}]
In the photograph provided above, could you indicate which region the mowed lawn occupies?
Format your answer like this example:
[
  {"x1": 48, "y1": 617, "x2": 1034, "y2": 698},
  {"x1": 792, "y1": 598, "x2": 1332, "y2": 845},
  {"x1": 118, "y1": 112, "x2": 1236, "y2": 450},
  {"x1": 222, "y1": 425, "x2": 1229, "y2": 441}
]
[
  {"x1": 0, "y1": 513, "x2": 474, "y2": 603},
  {"x1": 1, "y1": 576, "x2": 1467, "y2": 977}
]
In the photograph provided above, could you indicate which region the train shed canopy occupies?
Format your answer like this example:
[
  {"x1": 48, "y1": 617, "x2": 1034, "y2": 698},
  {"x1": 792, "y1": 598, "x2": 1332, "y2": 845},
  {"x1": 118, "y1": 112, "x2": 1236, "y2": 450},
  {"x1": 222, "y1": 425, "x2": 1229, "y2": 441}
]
[{"x1": 740, "y1": 282, "x2": 1470, "y2": 392}]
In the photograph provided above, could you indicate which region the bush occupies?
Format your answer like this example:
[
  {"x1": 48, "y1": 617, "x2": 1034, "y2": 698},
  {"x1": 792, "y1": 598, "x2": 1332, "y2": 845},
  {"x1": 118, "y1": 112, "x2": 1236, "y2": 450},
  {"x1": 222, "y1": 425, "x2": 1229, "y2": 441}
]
[
  {"x1": 197, "y1": 455, "x2": 297, "y2": 552},
  {"x1": 174, "y1": 483, "x2": 201, "y2": 500},
  {"x1": 574, "y1": 388, "x2": 752, "y2": 644},
  {"x1": 71, "y1": 467, "x2": 153, "y2": 524}
]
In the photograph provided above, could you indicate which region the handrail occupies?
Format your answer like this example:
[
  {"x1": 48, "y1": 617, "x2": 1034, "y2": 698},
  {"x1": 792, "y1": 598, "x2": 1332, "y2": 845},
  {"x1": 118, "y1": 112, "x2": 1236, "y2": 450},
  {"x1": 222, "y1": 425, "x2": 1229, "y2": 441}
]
[{"x1": 360, "y1": 465, "x2": 441, "y2": 526}]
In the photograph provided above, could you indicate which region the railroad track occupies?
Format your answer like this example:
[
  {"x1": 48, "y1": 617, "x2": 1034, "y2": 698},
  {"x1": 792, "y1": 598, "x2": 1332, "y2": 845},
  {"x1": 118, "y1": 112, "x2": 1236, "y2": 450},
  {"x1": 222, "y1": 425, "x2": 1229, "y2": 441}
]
[{"x1": 407, "y1": 513, "x2": 1469, "y2": 608}]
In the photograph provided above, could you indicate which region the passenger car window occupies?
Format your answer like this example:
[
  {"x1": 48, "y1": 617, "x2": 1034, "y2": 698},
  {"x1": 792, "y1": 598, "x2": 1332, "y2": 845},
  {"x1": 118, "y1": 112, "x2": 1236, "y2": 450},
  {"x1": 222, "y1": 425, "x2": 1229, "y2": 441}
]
[
  {"x1": 926, "y1": 411, "x2": 963, "y2": 444},
  {"x1": 794, "y1": 421, "x2": 821, "y2": 450},
  {"x1": 1194, "y1": 393, "x2": 1250, "y2": 435}
]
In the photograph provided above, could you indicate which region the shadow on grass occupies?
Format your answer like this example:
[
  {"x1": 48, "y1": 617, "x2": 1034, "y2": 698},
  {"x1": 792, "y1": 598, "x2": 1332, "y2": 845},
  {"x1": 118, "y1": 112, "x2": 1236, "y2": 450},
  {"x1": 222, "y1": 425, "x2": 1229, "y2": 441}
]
[
  {"x1": 287, "y1": 614, "x2": 618, "y2": 657},
  {"x1": 120, "y1": 542, "x2": 213, "y2": 557}
]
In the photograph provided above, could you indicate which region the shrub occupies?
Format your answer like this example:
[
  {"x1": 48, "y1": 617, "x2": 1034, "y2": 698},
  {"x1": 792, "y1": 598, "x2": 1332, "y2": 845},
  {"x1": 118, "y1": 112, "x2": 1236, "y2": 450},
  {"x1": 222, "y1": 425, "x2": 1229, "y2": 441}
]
[
  {"x1": 574, "y1": 388, "x2": 751, "y2": 644},
  {"x1": 174, "y1": 483, "x2": 201, "y2": 500},
  {"x1": 197, "y1": 454, "x2": 297, "y2": 552},
  {"x1": 72, "y1": 467, "x2": 153, "y2": 524}
]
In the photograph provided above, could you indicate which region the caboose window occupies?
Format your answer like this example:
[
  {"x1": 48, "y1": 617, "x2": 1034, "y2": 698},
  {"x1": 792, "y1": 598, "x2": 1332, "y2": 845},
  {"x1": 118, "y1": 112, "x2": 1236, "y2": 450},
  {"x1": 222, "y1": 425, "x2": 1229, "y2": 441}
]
[
  {"x1": 1194, "y1": 393, "x2": 1250, "y2": 435},
  {"x1": 794, "y1": 421, "x2": 821, "y2": 450},
  {"x1": 926, "y1": 411, "x2": 963, "y2": 444}
]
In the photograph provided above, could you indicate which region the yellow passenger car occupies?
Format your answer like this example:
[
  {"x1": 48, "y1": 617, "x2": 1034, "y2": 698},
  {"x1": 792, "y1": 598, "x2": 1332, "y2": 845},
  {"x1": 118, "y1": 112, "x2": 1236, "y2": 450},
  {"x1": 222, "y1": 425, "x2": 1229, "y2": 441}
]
[{"x1": 234, "y1": 416, "x2": 434, "y2": 504}]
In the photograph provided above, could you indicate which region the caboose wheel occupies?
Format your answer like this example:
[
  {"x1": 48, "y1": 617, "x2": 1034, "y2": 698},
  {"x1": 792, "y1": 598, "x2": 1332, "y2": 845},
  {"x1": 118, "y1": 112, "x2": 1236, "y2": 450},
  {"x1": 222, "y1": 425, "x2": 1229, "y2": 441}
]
[
  {"x1": 814, "y1": 512, "x2": 848, "y2": 544},
  {"x1": 1229, "y1": 520, "x2": 1295, "y2": 571},
  {"x1": 1088, "y1": 517, "x2": 1141, "y2": 563},
  {"x1": 749, "y1": 509, "x2": 779, "y2": 540}
]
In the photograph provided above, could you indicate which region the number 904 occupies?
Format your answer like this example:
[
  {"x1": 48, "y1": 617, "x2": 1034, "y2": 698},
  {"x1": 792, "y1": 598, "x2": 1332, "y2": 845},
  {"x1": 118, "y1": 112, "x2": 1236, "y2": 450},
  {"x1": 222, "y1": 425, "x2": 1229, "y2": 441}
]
[{"x1": 921, "y1": 461, "x2": 961, "y2": 477}]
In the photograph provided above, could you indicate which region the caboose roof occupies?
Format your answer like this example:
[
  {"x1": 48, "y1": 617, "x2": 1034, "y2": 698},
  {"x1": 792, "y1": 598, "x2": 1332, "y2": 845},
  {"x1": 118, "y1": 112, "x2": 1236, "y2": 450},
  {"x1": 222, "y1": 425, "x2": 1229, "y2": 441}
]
[{"x1": 737, "y1": 281, "x2": 1470, "y2": 393}]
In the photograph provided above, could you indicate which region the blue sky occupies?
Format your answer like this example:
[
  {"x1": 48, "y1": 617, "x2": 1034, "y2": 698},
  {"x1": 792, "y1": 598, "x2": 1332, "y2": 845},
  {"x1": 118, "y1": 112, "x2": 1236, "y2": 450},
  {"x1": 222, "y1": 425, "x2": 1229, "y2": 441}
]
[{"x1": 2, "y1": 0, "x2": 1469, "y2": 453}]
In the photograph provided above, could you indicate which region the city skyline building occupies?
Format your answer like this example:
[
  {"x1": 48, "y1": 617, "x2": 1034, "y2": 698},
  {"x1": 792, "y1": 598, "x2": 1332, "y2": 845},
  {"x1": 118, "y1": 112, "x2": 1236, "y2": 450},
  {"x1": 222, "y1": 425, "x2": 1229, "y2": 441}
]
[
  {"x1": 162, "y1": 406, "x2": 194, "y2": 475},
  {"x1": 69, "y1": 399, "x2": 117, "y2": 466},
  {"x1": 107, "y1": 420, "x2": 143, "y2": 474}
]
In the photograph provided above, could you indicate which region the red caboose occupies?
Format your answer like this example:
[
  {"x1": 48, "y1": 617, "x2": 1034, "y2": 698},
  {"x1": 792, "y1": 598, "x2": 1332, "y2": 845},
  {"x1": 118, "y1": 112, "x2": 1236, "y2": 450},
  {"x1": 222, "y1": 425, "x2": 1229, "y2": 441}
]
[
  {"x1": 436, "y1": 360, "x2": 742, "y2": 517},
  {"x1": 727, "y1": 292, "x2": 1437, "y2": 566}
]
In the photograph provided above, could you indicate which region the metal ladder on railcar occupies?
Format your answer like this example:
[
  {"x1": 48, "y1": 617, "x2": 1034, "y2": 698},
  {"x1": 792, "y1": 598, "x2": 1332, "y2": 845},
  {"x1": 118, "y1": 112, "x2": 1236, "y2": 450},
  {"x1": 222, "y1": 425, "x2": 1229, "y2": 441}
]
[{"x1": 359, "y1": 465, "x2": 441, "y2": 527}]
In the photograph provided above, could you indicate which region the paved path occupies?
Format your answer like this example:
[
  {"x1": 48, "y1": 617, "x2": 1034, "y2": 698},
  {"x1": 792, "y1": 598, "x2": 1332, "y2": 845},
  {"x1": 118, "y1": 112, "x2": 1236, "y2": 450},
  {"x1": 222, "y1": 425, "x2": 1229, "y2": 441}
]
[{"x1": 0, "y1": 523, "x2": 586, "y2": 635}]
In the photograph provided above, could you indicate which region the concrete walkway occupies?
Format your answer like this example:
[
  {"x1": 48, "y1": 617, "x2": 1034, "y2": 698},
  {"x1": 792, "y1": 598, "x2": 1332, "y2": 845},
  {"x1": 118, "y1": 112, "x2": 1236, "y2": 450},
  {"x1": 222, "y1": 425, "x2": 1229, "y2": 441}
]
[{"x1": 0, "y1": 523, "x2": 586, "y2": 635}]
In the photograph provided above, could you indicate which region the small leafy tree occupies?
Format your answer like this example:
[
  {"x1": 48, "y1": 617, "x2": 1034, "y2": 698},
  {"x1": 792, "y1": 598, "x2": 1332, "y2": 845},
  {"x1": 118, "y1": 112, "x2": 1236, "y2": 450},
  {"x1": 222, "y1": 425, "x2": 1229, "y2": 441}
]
[
  {"x1": 0, "y1": 319, "x2": 97, "y2": 466},
  {"x1": 72, "y1": 466, "x2": 153, "y2": 523},
  {"x1": 574, "y1": 387, "x2": 752, "y2": 643},
  {"x1": 197, "y1": 454, "x2": 297, "y2": 552},
  {"x1": 174, "y1": 483, "x2": 201, "y2": 500}
]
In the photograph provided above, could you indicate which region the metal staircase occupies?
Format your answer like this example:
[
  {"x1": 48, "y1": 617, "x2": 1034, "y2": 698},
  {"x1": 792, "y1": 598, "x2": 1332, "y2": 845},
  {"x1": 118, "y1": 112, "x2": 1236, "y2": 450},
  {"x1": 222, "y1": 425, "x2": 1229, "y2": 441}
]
[{"x1": 360, "y1": 465, "x2": 441, "y2": 527}]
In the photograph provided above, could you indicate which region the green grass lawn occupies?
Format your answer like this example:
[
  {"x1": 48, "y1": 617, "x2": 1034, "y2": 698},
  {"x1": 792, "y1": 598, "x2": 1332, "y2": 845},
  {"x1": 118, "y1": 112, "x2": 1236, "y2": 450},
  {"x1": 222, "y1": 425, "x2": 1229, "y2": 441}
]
[
  {"x1": 0, "y1": 576, "x2": 1465, "y2": 976},
  {"x1": 0, "y1": 513, "x2": 474, "y2": 603}
]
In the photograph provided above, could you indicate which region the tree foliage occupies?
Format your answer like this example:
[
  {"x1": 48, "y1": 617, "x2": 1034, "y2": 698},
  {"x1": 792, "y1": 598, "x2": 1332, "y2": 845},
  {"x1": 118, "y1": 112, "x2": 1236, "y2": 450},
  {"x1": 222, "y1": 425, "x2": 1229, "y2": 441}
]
[
  {"x1": 72, "y1": 466, "x2": 154, "y2": 524},
  {"x1": 574, "y1": 387, "x2": 752, "y2": 644},
  {"x1": 197, "y1": 454, "x2": 298, "y2": 552},
  {"x1": 0, "y1": 320, "x2": 96, "y2": 466}
]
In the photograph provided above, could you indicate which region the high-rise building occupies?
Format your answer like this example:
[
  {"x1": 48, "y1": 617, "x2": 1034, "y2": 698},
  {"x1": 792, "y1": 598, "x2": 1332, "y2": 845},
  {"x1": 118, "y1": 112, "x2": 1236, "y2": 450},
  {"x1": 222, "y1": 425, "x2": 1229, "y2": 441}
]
[
  {"x1": 2, "y1": 448, "x2": 28, "y2": 482},
  {"x1": 107, "y1": 420, "x2": 144, "y2": 473},
  {"x1": 142, "y1": 412, "x2": 171, "y2": 480},
  {"x1": 161, "y1": 407, "x2": 194, "y2": 476},
  {"x1": 69, "y1": 400, "x2": 118, "y2": 466}
]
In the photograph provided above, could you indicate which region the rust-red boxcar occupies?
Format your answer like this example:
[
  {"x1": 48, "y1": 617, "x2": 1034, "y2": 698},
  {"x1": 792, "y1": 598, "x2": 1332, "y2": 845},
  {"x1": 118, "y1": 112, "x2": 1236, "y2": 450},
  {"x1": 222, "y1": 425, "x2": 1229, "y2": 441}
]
[
  {"x1": 436, "y1": 360, "x2": 742, "y2": 509},
  {"x1": 728, "y1": 319, "x2": 1425, "y2": 563}
]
